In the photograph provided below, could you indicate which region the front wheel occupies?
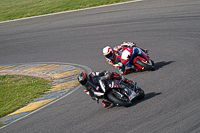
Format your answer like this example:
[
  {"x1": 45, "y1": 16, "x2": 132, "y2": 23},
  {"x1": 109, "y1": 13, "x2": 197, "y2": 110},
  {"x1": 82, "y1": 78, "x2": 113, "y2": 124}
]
[
  {"x1": 150, "y1": 59, "x2": 155, "y2": 66},
  {"x1": 135, "y1": 58, "x2": 155, "y2": 71},
  {"x1": 136, "y1": 88, "x2": 145, "y2": 100},
  {"x1": 107, "y1": 91, "x2": 132, "y2": 107}
]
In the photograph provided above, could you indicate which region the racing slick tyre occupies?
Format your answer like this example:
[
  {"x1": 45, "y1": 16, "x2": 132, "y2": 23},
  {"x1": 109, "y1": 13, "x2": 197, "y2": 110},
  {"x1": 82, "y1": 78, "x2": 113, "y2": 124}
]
[
  {"x1": 151, "y1": 59, "x2": 155, "y2": 66},
  {"x1": 135, "y1": 58, "x2": 155, "y2": 71},
  {"x1": 136, "y1": 88, "x2": 145, "y2": 100},
  {"x1": 107, "y1": 91, "x2": 132, "y2": 107}
]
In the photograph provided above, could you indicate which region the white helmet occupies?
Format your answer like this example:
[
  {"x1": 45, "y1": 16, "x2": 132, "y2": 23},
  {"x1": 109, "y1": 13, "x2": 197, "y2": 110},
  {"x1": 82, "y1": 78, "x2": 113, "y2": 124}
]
[{"x1": 103, "y1": 46, "x2": 113, "y2": 59}]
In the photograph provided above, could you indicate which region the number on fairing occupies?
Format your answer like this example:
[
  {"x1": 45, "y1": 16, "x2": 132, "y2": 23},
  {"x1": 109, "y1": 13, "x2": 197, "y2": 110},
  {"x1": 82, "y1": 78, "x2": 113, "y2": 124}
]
[{"x1": 129, "y1": 91, "x2": 136, "y2": 101}]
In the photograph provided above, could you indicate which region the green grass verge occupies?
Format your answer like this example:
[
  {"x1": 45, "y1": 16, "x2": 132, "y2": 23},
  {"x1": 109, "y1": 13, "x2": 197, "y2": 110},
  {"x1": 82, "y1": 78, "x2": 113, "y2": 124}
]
[
  {"x1": 0, "y1": 75, "x2": 52, "y2": 119},
  {"x1": 0, "y1": 0, "x2": 132, "y2": 22},
  {"x1": 0, "y1": 122, "x2": 6, "y2": 127}
]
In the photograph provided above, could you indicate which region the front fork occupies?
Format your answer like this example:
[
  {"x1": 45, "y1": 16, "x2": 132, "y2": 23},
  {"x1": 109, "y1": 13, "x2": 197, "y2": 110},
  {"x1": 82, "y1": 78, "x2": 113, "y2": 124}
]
[{"x1": 120, "y1": 82, "x2": 138, "y2": 101}]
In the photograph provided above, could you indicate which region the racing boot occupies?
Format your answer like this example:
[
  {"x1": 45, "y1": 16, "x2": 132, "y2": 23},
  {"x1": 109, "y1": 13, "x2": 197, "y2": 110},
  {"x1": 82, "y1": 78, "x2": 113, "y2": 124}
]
[
  {"x1": 102, "y1": 100, "x2": 111, "y2": 108},
  {"x1": 123, "y1": 70, "x2": 130, "y2": 75}
]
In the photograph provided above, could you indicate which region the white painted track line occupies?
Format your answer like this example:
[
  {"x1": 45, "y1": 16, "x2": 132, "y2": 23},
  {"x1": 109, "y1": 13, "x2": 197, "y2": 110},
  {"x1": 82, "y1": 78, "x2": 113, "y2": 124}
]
[{"x1": 0, "y1": 0, "x2": 143, "y2": 24}]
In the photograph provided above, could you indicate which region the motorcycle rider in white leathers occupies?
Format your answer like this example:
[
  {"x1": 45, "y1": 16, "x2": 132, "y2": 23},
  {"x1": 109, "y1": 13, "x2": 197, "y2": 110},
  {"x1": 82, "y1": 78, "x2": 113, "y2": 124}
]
[{"x1": 103, "y1": 42, "x2": 148, "y2": 75}]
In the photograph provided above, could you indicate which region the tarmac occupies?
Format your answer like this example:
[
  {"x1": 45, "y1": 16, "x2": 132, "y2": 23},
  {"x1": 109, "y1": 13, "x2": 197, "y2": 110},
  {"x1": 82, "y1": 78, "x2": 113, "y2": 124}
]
[{"x1": 0, "y1": 62, "x2": 91, "y2": 124}]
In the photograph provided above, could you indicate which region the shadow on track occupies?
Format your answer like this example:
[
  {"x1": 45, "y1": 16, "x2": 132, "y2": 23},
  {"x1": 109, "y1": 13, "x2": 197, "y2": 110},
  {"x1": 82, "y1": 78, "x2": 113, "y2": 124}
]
[
  {"x1": 108, "y1": 92, "x2": 162, "y2": 108},
  {"x1": 125, "y1": 61, "x2": 175, "y2": 75},
  {"x1": 131, "y1": 92, "x2": 162, "y2": 106},
  {"x1": 154, "y1": 61, "x2": 175, "y2": 70}
]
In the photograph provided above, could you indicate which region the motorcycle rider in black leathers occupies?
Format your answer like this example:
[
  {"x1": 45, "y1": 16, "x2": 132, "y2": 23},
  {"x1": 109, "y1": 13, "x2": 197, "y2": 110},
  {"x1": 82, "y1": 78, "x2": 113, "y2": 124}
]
[{"x1": 77, "y1": 70, "x2": 134, "y2": 108}]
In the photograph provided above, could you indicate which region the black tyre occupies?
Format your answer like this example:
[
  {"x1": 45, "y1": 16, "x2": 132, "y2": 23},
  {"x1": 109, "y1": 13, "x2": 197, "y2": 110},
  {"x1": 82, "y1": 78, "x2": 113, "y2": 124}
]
[
  {"x1": 135, "y1": 58, "x2": 155, "y2": 71},
  {"x1": 151, "y1": 59, "x2": 155, "y2": 66},
  {"x1": 136, "y1": 88, "x2": 145, "y2": 100},
  {"x1": 107, "y1": 91, "x2": 132, "y2": 107}
]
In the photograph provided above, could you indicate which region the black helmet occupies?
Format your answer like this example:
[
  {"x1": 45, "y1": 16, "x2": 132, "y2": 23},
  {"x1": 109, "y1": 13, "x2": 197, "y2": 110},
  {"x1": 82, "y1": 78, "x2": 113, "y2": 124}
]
[{"x1": 77, "y1": 72, "x2": 88, "y2": 85}]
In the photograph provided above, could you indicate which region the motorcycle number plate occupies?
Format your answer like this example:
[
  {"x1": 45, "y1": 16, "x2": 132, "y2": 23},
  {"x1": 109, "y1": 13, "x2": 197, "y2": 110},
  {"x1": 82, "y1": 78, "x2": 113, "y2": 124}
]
[{"x1": 129, "y1": 91, "x2": 136, "y2": 101}]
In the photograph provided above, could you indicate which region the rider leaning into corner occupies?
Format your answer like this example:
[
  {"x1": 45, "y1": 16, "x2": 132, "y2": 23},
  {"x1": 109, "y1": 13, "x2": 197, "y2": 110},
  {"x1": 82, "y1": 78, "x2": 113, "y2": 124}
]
[
  {"x1": 77, "y1": 70, "x2": 134, "y2": 108},
  {"x1": 103, "y1": 42, "x2": 148, "y2": 75}
]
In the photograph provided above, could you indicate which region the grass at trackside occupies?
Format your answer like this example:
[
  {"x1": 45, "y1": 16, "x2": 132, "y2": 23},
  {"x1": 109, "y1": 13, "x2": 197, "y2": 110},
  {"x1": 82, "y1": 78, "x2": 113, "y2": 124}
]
[
  {"x1": 0, "y1": 122, "x2": 6, "y2": 127},
  {"x1": 0, "y1": 75, "x2": 52, "y2": 119},
  {"x1": 0, "y1": 0, "x2": 132, "y2": 22}
]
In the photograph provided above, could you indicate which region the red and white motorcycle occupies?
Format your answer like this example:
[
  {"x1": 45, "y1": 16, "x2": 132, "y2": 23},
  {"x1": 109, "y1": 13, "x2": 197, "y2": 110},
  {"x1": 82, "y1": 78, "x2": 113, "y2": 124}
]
[{"x1": 120, "y1": 46, "x2": 155, "y2": 71}]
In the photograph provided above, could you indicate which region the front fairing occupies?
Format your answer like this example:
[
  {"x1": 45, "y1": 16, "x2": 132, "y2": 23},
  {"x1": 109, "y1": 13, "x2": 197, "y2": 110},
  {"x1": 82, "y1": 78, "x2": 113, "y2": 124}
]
[
  {"x1": 121, "y1": 50, "x2": 131, "y2": 65},
  {"x1": 106, "y1": 80, "x2": 136, "y2": 100},
  {"x1": 121, "y1": 47, "x2": 135, "y2": 66}
]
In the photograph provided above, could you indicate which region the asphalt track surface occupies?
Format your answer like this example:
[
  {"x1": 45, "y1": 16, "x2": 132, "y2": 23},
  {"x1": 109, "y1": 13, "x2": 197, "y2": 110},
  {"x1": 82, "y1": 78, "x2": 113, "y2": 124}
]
[{"x1": 0, "y1": 0, "x2": 200, "y2": 132}]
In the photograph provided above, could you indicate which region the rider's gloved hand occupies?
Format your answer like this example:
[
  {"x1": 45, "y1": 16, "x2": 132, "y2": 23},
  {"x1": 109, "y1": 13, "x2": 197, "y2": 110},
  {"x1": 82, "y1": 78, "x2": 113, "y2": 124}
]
[{"x1": 103, "y1": 70, "x2": 111, "y2": 79}]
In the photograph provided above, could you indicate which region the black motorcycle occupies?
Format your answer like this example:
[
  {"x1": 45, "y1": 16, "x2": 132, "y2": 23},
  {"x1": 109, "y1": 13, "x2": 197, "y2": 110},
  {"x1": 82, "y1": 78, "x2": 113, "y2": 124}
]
[{"x1": 94, "y1": 78, "x2": 145, "y2": 107}]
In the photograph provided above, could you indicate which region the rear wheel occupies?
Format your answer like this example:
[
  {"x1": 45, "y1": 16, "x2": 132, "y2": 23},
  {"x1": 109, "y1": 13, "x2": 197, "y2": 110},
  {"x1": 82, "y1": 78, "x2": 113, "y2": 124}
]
[
  {"x1": 107, "y1": 91, "x2": 132, "y2": 107},
  {"x1": 135, "y1": 58, "x2": 155, "y2": 71}
]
